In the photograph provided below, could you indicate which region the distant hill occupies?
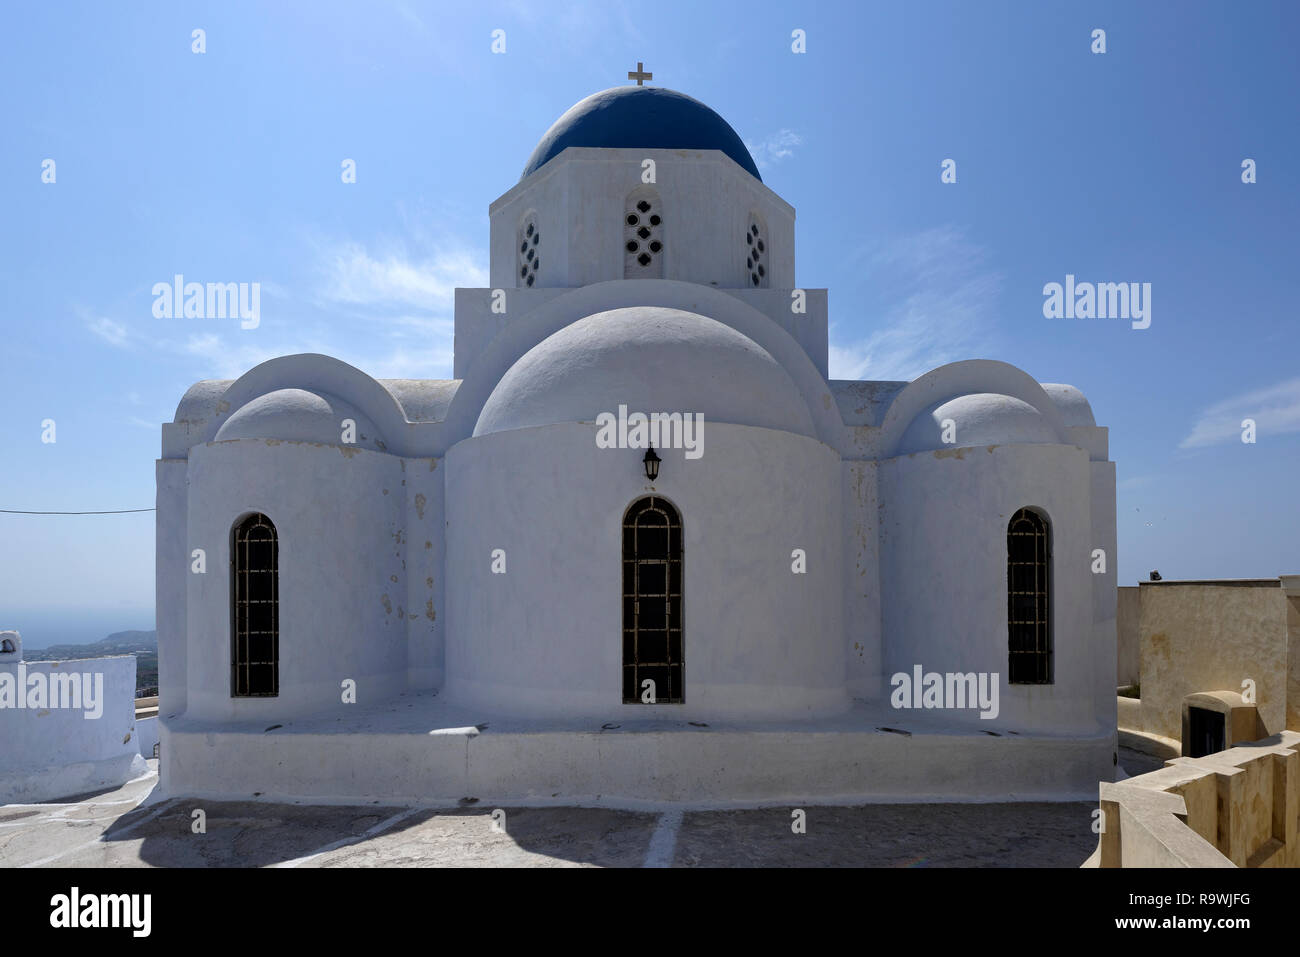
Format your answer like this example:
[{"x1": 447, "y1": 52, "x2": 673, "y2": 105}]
[
  {"x1": 21, "y1": 630, "x2": 158, "y2": 697},
  {"x1": 23, "y1": 629, "x2": 157, "y2": 661}
]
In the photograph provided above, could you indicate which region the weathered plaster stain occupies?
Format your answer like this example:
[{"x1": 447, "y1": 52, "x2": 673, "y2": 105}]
[{"x1": 415, "y1": 493, "x2": 427, "y2": 520}]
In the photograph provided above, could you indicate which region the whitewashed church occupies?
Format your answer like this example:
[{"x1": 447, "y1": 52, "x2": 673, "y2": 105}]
[{"x1": 156, "y1": 79, "x2": 1118, "y2": 805}]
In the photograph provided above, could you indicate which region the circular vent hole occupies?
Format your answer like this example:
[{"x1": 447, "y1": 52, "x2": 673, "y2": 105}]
[
  {"x1": 637, "y1": 200, "x2": 651, "y2": 212},
  {"x1": 637, "y1": 226, "x2": 650, "y2": 239},
  {"x1": 527, "y1": 223, "x2": 535, "y2": 237},
  {"x1": 751, "y1": 273, "x2": 759, "y2": 285},
  {"x1": 526, "y1": 274, "x2": 535, "y2": 286},
  {"x1": 526, "y1": 248, "x2": 534, "y2": 261},
  {"x1": 746, "y1": 233, "x2": 753, "y2": 245},
  {"x1": 626, "y1": 214, "x2": 639, "y2": 226},
  {"x1": 757, "y1": 264, "x2": 764, "y2": 277},
  {"x1": 751, "y1": 224, "x2": 759, "y2": 235},
  {"x1": 649, "y1": 215, "x2": 661, "y2": 226},
  {"x1": 649, "y1": 241, "x2": 662, "y2": 253},
  {"x1": 520, "y1": 241, "x2": 528, "y2": 253},
  {"x1": 746, "y1": 257, "x2": 752, "y2": 269},
  {"x1": 533, "y1": 233, "x2": 540, "y2": 245},
  {"x1": 638, "y1": 253, "x2": 652, "y2": 266},
  {"x1": 757, "y1": 240, "x2": 765, "y2": 252},
  {"x1": 626, "y1": 241, "x2": 639, "y2": 252}
]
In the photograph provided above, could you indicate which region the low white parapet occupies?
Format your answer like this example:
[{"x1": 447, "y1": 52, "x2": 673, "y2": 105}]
[{"x1": 0, "y1": 656, "x2": 147, "y2": 804}]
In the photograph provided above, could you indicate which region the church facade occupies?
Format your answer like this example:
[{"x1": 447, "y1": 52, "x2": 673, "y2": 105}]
[{"x1": 156, "y1": 85, "x2": 1118, "y2": 804}]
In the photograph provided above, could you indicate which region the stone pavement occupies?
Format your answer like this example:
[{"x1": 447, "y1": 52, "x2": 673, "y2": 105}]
[{"x1": 0, "y1": 756, "x2": 1136, "y2": 867}]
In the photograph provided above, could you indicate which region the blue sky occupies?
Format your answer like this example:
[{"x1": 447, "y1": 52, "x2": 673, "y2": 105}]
[{"x1": 1, "y1": 0, "x2": 1296, "y2": 645}]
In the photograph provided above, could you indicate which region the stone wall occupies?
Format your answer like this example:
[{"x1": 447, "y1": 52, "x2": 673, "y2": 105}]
[
  {"x1": 1117, "y1": 586, "x2": 1139, "y2": 687},
  {"x1": 1137, "y1": 580, "x2": 1291, "y2": 742}
]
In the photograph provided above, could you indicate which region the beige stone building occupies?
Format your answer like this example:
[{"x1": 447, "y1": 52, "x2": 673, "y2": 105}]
[{"x1": 1117, "y1": 576, "x2": 1300, "y2": 755}]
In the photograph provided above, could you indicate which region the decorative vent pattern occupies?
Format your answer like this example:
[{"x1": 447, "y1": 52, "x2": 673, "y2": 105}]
[
  {"x1": 624, "y1": 193, "x2": 664, "y2": 278},
  {"x1": 518, "y1": 215, "x2": 540, "y2": 287},
  {"x1": 745, "y1": 214, "x2": 768, "y2": 288}
]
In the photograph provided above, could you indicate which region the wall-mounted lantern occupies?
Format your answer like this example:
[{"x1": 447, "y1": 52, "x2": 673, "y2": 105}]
[{"x1": 642, "y1": 446, "x2": 661, "y2": 482}]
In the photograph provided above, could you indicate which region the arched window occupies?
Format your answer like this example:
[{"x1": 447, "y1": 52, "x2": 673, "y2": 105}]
[
  {"x1": 518, "y1": 212, "x2": 539, "y2": 287},
  {"x1": 623, "y1": 496, "x2": 682, "y2": 703},
  {"x1": 624, "y1": 188, "x2": 664, "y2": 278},
  {"x1": 745, "y1": 213, "x2": 768, "y2": 288},
  {"x1": 1007, "y1": 507, "x2": 1051, "y2": 684},
  {"x1": 231, "y1": 512, "x2": 279, "y2": 697}
]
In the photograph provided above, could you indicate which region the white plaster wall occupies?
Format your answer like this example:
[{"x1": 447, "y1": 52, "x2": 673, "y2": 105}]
[
  {"x1": 135, "y1": 715, "x2": 159, "y2": 759},
  {"x1": 878, "y1": 443, "x2": 1101, "y2": 732},
  {"x1": 162, "y1": 720, "x2": 1115, "y2": 805},
  {"x1": 184, "y1": 440, "x2": 410, "y2": 722},
  {"x1": 843, "y1": 460, "x2": 884, "y2": 699},
  {"x1": 156, "y1": 459, "x2": 188, "y2": 720},
  {"x1": 403, "y1": 457, "x2": 444, "y2": 690},
  {"x1": 0, "y1": 656, "x2": 145, "y2": 803},
  {"x1": 490, "y1": 150, "x2": 795, "y2": 291},
  {"x1": 444, "y1": 421, "x2": 846, "y2": 720}
]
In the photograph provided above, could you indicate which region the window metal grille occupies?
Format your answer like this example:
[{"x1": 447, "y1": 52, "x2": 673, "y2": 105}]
[
  {"x1": 231, "y1": 512, "x2": 279, "y2": 697},
  {"x1": 1007, "y1": 507, "x2": 1051, "y2": 684},
  {"x1": 622, "y1": 496, "x2": 683, "y2": 703}
]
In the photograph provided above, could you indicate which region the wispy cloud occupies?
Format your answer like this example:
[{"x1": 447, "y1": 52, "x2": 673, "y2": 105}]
[
  {"x1": 76, "y1": 232, "x2": 485, "y2": 384},
  {"x1": 86, "y1": 314, "x2": 130, "y2": 348},
  {"x1": 320, "y1": 241, "x2": 485, "y2": 311},
  {"x1": 1179, "y1": 377, "x2": 1300, "y2": 448},
  {"x1": 829, "y1": 225, "x2": 1001, "y2": 381},
  {"x1": 179, "y1": 333, "x2": 300, "y2": 381},
  {"x1": 744, "y1": 129, "x2": 803, "y2": 170}
]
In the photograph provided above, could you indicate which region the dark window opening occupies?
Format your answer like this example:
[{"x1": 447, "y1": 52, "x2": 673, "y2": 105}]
[
  {"x1": 1008, "y1": 507, "x2": 1051, "y2": 684},
  {"x1": 623, "y1": 496, "x2": 683, "y2": 704},
  {"x1": 231, "y1": 513, "x2": 279, "y2": 697}
]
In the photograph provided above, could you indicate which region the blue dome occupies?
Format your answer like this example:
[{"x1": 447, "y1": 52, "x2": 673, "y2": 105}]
[{"x1": 521, "y1": 87, "x2": 762, "y2": 182}]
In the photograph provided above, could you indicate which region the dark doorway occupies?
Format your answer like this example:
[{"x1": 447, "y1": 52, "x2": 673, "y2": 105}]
[{"x1": 1187, "y1": 706, "x2": 1225, "y2": 758}]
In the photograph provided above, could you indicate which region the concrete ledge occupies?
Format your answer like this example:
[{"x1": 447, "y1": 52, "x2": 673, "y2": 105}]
[
  {"x1": 160, "y1": 694, "x2": 1115, "y2": 807},
  {"x1": 1118, "y1": 727, "x2": 1180, "y2": 760}
]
